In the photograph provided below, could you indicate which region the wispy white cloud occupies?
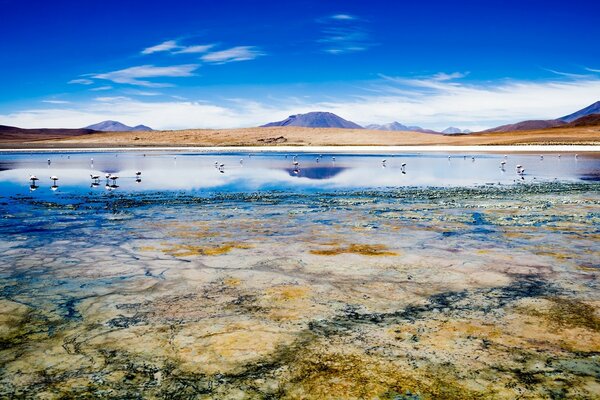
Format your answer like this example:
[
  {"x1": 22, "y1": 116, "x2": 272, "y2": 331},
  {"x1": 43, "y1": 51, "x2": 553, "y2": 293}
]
[
  {"x1": 545, "y1": 68, "x2": 592, "y2": 79},
  {"x1": 125, "y1": 89, "x2": 162, "y2": 96},
  {"x1": 201, "y1": 46, "x2": 264, "y2": 64},
  {"x1": 585, "y1": 67, "x2": 600, "y2": 73},
  {"x1": 94, "y1": 96, "x2": 132, "y2": 102},
  {"x1": 142, "y1": 39, "x2": 216, "y2": 55},
  {"x1": 141, "y1": 40, "x2": 180, "y2": 54},
  {"x1": 42, "y1": 100, "x2": 70, "y2": 104},
  {"x1": 330, "y1": 14, "x2": 356, "y2": 20},
  {"x1": 90, "y1": 86, "x2": 113, "y2": 91},
  {"x1": 174, "y1": 44, "x2": 215, "y2": 54},
  {"x1": 92, "y1": 64, "x2": 199, "y2": 87},
  {"x1": 318, "y1": 13, "x2": 374, "y2": 54},
  {"x1": 68, "y1": 78, "x2": 94, "y2": 85}
]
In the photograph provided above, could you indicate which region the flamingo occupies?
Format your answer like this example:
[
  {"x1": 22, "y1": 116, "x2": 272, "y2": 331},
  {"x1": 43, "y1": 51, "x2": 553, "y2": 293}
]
[
  {"x1": 90, "y1": 174, "x2": 100, "y2": 180},
  {"x1": 50, "y1": 176, "x2": 59, "y2": 183},
  {"x1": 135, "y1": 171, "x2": 142, "y2": 177},
  {"x1": 29, "y1": 175, "x2": 39, "y2": 183}
]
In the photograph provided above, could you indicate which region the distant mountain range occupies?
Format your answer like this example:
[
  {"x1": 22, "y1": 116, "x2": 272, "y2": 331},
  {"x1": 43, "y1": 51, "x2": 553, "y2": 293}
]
[
  {"x1": 84, "y1": 120, "x2": 153, "y2": 132},
  {"x1": 364, "y1": 122, "x2": 439, "y2": 134},
  {"x1": 261, "y1": 112, "x2": 363, "y2": 129},
  {"x1": 260, "y1": 101, "x2": 600, "y2": 134},
  {"x1": 485, "y1": 101, "x2": 600, "y2": 132}
]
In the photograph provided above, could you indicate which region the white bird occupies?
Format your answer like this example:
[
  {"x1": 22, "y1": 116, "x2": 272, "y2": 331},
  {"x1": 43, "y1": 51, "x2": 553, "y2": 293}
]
[
  {"x1": 500, "y1": 160, "x2": 506, "y2": 165},
  {"x1": 90, "y1": 174, "x2": 100, "y2": 180},
  {"x1": 332, "y1": 157, "x2": 336, "y2": 161},
  {"x1": 105, "y1": 173, "x2": 111, "y2": 179},
  {"x1": 29, "y1": 175, "x2": 39, "y2": 182},
  {"x1": 110, "y1": 175, "x2": 119, "y2": 183},
  {"x1": 540, "y1": 155, "x2": 544, "y2": 160},
  {"x1": 293, "y1": 161, "x2": 299, "y2": 166},
  {"x1": 50, "y1": 176, "x2": 59, "y2": 182},
  {"x1": 135, "y1": 171, "x2": 142, "y2": 177}
]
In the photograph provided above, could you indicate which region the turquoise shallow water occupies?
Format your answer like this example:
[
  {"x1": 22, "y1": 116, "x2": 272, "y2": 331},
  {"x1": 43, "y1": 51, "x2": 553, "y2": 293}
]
[{"x1": 1, "y1": 151, "x2": 599, "y2": 398}]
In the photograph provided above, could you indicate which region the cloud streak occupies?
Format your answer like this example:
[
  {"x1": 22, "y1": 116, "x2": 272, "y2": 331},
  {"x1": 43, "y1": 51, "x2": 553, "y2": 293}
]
[
  {"x1": 318, "y1": 13, "x2": 374, "y2": 54},
  {"x1": 141, "y1": 40, "x2": 180, "y2": 54},
  {"x1": 92, "y1": 64, "x2": 199, "y2": 87},
  {"x1": 201, "y1": 46, "x2": 264, "y2": 64}
]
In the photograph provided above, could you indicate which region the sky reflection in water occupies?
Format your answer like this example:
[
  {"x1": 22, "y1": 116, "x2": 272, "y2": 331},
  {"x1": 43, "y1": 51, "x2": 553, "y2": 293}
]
[{"x1": 0, "y1": 151, "x2": 598, "y2": 196}]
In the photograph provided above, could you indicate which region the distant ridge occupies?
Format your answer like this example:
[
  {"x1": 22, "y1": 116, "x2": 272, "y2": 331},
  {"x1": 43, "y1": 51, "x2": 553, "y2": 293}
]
[
  {"x1": 0, "y1": 125, "x2": 98, "y2": 143},
  {"x1": 559, "y1": 101, "x2": 600, "y2": 123},
  {"x1": 485, "y1": 100, "x2": 600, "y2": 132},
  {"x1": 484, "y1": 119, "x2": 566, "y2": 133},
  {"x1": 564, "y1": 114, "x2": 600, "y2": 127},
  {"x1": 365, "y1": 121, "x2": 439, "y2": 134},
  {"x1": 84, "y1": 120, "x2": 153, "y2": 132},
  {"x1": 261, "y1": 112, "x2": 363, "y2": 129}
]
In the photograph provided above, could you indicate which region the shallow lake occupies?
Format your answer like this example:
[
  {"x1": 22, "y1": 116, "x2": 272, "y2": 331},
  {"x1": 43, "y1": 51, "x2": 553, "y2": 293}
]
[
  {"x1": 0, "y1": 151, "x2": 599, "y2": 399},
  {"x1": 0, "y1": 151, "x2": 598, "y2": 195}
]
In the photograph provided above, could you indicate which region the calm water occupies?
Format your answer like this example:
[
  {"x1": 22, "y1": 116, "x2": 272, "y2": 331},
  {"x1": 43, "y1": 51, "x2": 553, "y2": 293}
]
[
  {"x1": 1, "y1": 151, "x2": 599, "y2": 399},
  {"x1": 0, "y1": 151, "x2": 598, "y2": 195}
]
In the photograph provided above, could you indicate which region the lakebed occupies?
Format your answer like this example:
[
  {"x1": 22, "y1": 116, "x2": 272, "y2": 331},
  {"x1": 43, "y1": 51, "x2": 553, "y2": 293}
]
[{"x1": 0, "y1": 150, "x2": 599, "y2": 399}]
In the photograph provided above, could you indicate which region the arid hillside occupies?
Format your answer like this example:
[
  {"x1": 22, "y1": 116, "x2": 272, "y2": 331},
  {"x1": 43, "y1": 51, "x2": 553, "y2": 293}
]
[{"x1": 1, "y1": 124, "x2": 598, "y2": 148}]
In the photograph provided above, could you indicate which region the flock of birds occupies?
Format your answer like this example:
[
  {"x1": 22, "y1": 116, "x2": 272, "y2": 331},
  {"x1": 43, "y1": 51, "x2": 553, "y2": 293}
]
[
  {"x1": 27, "y1": 153, "x2": 578, "y2": 191},
  {"x1": 28, "y1": 157, "x2": 142, "y2": 191}
]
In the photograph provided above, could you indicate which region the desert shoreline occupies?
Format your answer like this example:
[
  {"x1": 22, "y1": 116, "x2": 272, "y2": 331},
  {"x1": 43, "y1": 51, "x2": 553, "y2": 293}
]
[{"x1": 1, "y1": 144, "x2": 599, "y2": 154}]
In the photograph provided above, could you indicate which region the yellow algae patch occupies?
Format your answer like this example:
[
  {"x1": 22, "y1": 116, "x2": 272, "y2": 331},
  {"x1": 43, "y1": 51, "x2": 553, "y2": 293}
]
[
  {"x1": 535, "y1": 250, "x2": 572, "y2": 260},
  {"x1": 0, "y1": 299, "x2": 31, "y2": 342},
  {"x1": 282, "y1": 345, "x2": 484, "y2": 400},
  {"x1": 138, "y1": 245, "x2": 157, "y2": 252},
  {"x1": 310, "y1": 243, "x2": 398, "y2": 257},
  {"x1": 171, "y1": 229, "x2": 220, "y2": 239},
  {"x1": 266, "y1": 285, "x2": 309, "y2": 301},
  {"x1": 259, "y1": 285, "x2": 331, "y2": 322},
  {"x1": 161, "y1": 242, "x2": 253, "y2": 257},
  {"x1": 173, "y1": 320, "x2": 295, "y2": 374},
  {"x1": 223, "y1": 277, "x2": 242, "y2": 287}
]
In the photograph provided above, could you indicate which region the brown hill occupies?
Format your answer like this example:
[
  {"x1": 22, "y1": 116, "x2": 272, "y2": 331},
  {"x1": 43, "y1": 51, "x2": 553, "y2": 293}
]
[
  {"x1": 566, "y1": 114, "x2": 600, "y2": 127},
  {"x1": 483, "y1": 119, "x2": 566, "y2": 133},
  {"x1": 0, "y1": 125, "x2": 98, "y2": 143}
]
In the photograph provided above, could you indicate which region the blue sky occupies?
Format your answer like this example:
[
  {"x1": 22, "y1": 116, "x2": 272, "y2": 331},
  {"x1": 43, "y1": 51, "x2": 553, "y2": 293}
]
[{"x1": 1, "y1": 0, "x2": 599, "y2": 130}]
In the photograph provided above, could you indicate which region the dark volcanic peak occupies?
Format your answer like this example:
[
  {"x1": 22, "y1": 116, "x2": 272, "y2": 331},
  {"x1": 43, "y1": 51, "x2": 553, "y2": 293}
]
[
  {"x1": 559, "y1": 101, "x2": 600, "y2": 123},
  {"x1": 84, "y1": 120, "x2": 153, "y2": 132},
  {"x1": 261, "y1": 112, "x2": 363, "y2": 129},
  {"x1": 365, "y1": 121, "x2": 439, "y2": 134},
  {"x1": 484, "y1": 119, "x2": 566, "y2": 133}
]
